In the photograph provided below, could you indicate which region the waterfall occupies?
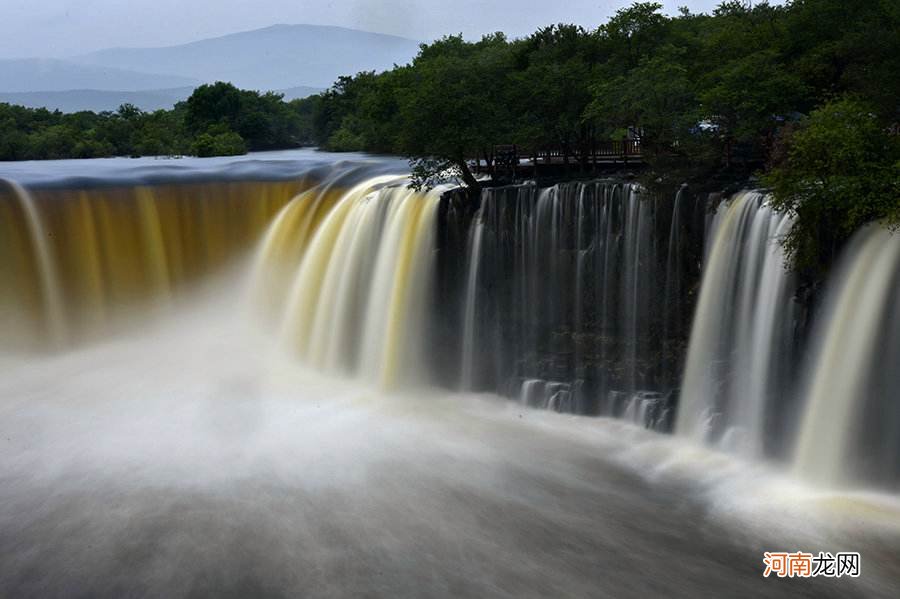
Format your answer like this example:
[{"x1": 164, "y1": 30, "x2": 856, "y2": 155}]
[
  {"x1": 5, "y1": 155, "x2": 900, "y2": 493},
  {"x1": 453, "y1": 180, "x2": 699, "y2": 424},
  {"x1": 676, "y1": 192, "x2": 900, "y2": 490},
  {"x1": 5, "y1": 155, "x2": 900, "y2": 597},
  {"x1": 257, "y1": 176, "x2": 442, "y2": 388},
  {"x1": 0, "y1": 177, "x2": 309, "y2": 346},
  {"x1": 793, "y1": 226, "x2": 900, "y2": 488},
  {"x1": 459, "y1": 218, "x2": 485, "y2": 389},
  {"x1": 676, "y1": 192, "x2": 796, "y2": 457},
  {"x1": 661, "y1": 186, "x2": 686, "y2": 376},
  {"x1": 0, "y1": 179, "x2": 66, "y2": 345}
]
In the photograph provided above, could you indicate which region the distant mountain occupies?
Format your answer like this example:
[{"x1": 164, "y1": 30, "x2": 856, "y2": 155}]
[
  {"x1": 0, "y1": 25, "x2": 408, "y2": 112},
  {"x1": 0, "y1": 58, "x2": 198, "y2": 92},
  {"x1": 77, "y1": 24, "x2": 420, "y2": 91},
  {"x1": 0, "y1": 87, "x2": 194, "y2": 113},
  {"x1": 0, "y1": 85, "x2": 323, "y2": 114}
]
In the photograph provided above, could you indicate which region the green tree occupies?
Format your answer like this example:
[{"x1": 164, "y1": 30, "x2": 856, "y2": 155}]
[
  {"x1": 287, "y1": 95, "x2": 320, "y2": 146},
  {"x1": 313, "y1": 72, "x2": 381, "y2": 150},
  {"x1": 185, "y1": 82, "x2": 243, "y2": 134},
  {"x1": 764, "y1": 96, "x2": 900, "y2": 275},
  {"x1": 510, "y1": 25, "x2": 597, "y2": 167},
  {"x1": 597, "y1": 2, "x2": 668, "y2": 74},
  {"x1": 190, "y1": 124, "x2": 247, "y2": 157},
  {"x1": 397, "y1": 34, "x2": 515, "y2": 192},
  {"x1": 783, "y1": 0, "x2": 900, "y2": 120}
]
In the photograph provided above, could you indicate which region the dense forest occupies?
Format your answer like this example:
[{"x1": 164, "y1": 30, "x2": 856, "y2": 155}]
[
  {"x1": 1, "y1": 0, "x2": 898, "y2": 273},
  {"x1": 0, "y1": 82, "x2": 316, "y2": 161},
  {"x1": 301, "y1": 0, "x2": 898, "y2": 274}
]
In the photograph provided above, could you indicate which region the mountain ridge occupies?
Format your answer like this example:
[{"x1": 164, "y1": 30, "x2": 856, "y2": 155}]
[
  {"x1": 0, "y1": 24, "x2": 418, "y2": 112},
  {"x1": 77, "y1": 24, "x2": 421, "y2": 90},
  {"x1": 83, "y1": 24, "x2": 419, "y2": 53},
  {"x1": 0, "y1": 58, "x2": 198, "y2": 93}
]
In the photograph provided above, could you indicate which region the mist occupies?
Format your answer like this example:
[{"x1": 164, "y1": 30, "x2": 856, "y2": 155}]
[{"x1": 2, "y1": 274, "x2": 893, "y2": 597}]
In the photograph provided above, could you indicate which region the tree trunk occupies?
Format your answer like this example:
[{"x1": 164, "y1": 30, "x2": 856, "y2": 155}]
[{"x1": 455, "y1": 158, "x2": 482, "y2": 196}]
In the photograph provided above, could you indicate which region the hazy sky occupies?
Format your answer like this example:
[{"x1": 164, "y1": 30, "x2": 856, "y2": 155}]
[{"x1": 1, "y1": 1, "x2": 730, "y2": 59}]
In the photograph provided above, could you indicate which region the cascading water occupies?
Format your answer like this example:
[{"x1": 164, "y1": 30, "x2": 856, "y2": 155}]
[
  {"x1": 259, "y1": 176, "x2": 442, "y2": 387},
  {"x1": 0, "y1": 179, "x2": 67, "y2": 345},
  {"x1": 676, "y1": 190, "x2": 900, "y2": 492},
  {"x1": 676, "y1": 192, "x2": 797, "y2": 457},
  {"x1": 459, "y1": 217, "x2": 485, "y2": 389},
  {"x1": 0, "y1": 176, "x2": 308, "y2": 346},
  {"x1": 2, "y1": 152, "x2": 900, "y2": 597},
  {"x1": 793, "y1": 226, "x2": 900, "y2": 489},
  {"x1": 6, "y1": 161, "x2": 900, "y2": 490},
  {"x1": 452, "y1": 180, "x2": 703, "y2": 428}
]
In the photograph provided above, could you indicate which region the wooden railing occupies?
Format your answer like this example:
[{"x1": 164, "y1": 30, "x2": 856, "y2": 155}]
[
  {"x1": 485, "y1": 140, "x2": 642, "y2": 169},
  {"x1": 593, "y1": 139, "x2": 642, "y2": 158}
]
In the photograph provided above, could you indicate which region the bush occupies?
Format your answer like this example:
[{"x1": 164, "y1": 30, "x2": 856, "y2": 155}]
[
  {"x1": 190, "y1": 126, "x2": 247, "y2": 157},
  {"x1": 325, "y1": 123, "x2": 365, "y2": 152}
]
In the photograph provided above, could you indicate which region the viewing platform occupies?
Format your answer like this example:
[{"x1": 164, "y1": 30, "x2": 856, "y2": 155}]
[{"x1": 473, "y1": 140, "x2": 643, "y2": 178}]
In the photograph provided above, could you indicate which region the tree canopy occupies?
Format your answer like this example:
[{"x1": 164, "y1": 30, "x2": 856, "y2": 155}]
[
  {"x1": 0, "y1": 82, "x2": 314, "y2": 161},
  {"x1": 764, "y1": 97, "x2": 900, "y2": 275},
  {"x1": 303, "y1": 0, "x2": 898, "y2": 267}
]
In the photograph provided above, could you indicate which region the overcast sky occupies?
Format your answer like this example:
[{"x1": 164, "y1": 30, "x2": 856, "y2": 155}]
[{"x1": 1, "y1": 0, "x2": 732, "y2": 59}]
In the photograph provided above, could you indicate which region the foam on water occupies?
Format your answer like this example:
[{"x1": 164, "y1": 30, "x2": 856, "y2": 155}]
[{"x1": 2, "y1": 281, "x2": 897, "y2": 597}]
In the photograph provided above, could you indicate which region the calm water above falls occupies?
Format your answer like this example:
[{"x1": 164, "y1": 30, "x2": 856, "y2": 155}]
[{"x1": 1, "y1": 151, "x2": 898, "y2": 597}]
